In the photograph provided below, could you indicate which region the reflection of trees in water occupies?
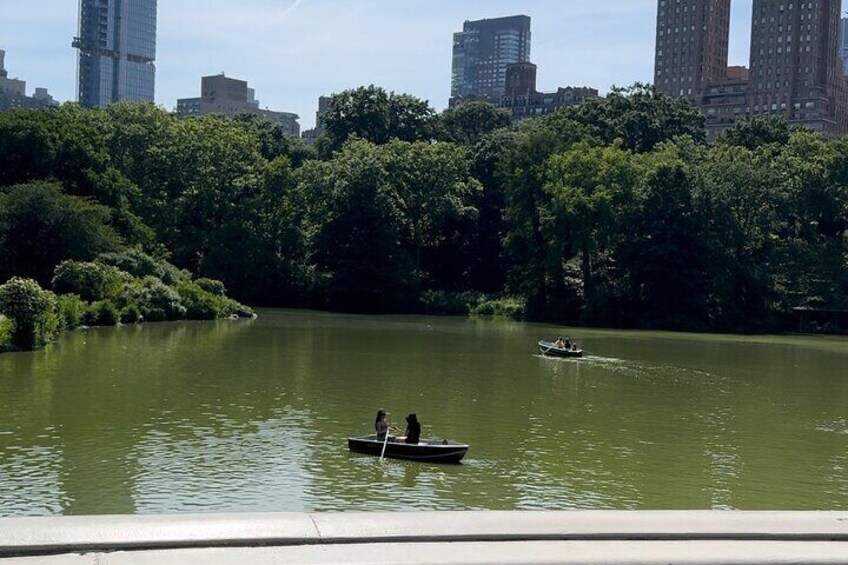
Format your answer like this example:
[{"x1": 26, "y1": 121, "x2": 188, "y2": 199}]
[{"x1": 0, "y1": 319, "x2": 256, "y2": 515}]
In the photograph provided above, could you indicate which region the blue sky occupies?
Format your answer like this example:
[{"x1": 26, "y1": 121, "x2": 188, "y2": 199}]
[{"x1": 1, "y1": 1, "x2": 754, "y2": 129}]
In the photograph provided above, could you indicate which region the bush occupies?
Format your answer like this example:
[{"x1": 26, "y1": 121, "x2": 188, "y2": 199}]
[
  {"x1": 470, "y1": 296, "x2": 526, "y2": 320},
  {"x1": 225, "y1": 298, "x2": 255, "y2": 318},
  {"x1": 176, "y1": 281, "x2": 226, "y2": 320},
  {"x1": 195, "y1": 277, "x2": 227, "y2": 297},
  {"x1": 119, "y1": 304, "x2": 142, "y2": 324},
  {"x1": 420, "y1": 290, "x2": 484, "y2": 315},
  {"x1": 84, "y1": 300, "x2": 120, "y2": 326},
  {"x1": 0, "y1": 277, "x2": 59, "y2": 350},
  {"x1": 96, "y1": 248, "x2": 189, "y2": 285},
  {"x1": 0, "y1": 315, "x2": 12, "y2": 352},
  {"x1": 118, "y1": 276, "x2": 186, "y2": 321},
  {"x1": 52, "y1": 260, "x2": 125, "y2": 302},
  {"x1": 56, "y1": 294, "x2": 86, "y2": 331}
]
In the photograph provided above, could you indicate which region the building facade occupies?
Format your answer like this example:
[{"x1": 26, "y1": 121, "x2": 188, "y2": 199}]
[
  {"x1": 451, "y1": 15, "x2": 531, "y2": 100},
  {"x1": 301, "y1": 95, "x2": 333, "y2": 144},
  {"x1": 655, "y1": 0, "x2": 848, "y2": 138},
  {"x1": 654, "y1": 0, "x2": 732, "y2": 103},
  {"x1": 0, "y1": 49, "x2": 59, "y2": 110},
  {"x1": 176, "y1": 74, "x2": 300, "y2": 138},
  {"x1": 74, "y1": 0, "x2": 157, "y2": 108},
  {"x1": 841, "y1": 18, "x2": 848, "y2": 74},
  {"x1": 450, "y1": 61, "x2": 599, "y2": 120}
]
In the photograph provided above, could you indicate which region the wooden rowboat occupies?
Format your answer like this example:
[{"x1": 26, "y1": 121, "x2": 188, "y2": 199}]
[
  {"x1": 538, "y1": 340, "x2": 584, "y2": 358},
  {"x1": 348, "y1": 435, "x2": 469, "y2": 464}
]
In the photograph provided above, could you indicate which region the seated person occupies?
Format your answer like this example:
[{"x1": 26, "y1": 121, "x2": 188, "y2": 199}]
[
  {"x1": 404, "y1": 413, "x2": 421, "y2": 445},
  {"x1": 554, "y1": 336, "x2": 565, "y2": 348},
  {"x1": 564, "y1": 339, "x2": 572, "y2": 349},
  {"x1": 374, "y1": 409, "x2": 389, "y2": 441}
]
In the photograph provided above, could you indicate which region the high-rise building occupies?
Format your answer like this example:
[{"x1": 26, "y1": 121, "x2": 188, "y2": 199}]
[
  {"x1": 748, "y1": 0, "x2": 846, "y2": 133},
  {"x1": 841, "y1": 18, "x2": 848, "y2": 74},
  {"x1": 0, "y1": 49, "x2": 59, "y2": 110},
  {"x1": 451, "y1": 15, "x2": 531, "y2": 100},
  {"x1": 176, "y1": 74, "x2": 301, "y2": 138},
  {"x1": 654, "y1": 0, "x2": 732, "y2": 103},
  {"x1": 301, "y1": 95, "x2": 333, "y2": 144},
  {"x1": 73, "y1": 0, "x2": 157, "y2": 108},
  {"x1": 654, "y1": 0, "x2": 848, "y2": 137}
]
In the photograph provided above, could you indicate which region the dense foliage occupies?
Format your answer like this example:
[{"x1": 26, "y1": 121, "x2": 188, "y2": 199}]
[
  {"x1": 1, "y1": 84, "x2": 846, "y2": 343},
  {"x1": 0, "y1": 251, "x2": 252, "y2": 351}
]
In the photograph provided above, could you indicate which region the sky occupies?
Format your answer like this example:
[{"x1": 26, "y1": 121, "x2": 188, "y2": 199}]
[{"x1": 0, "y1": 0, "x2": 755, "y2": 129}]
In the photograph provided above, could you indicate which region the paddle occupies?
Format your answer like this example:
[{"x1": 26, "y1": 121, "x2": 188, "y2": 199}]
[{"x1": 379, "y1": 423, "x2": 393, "y2": 461}]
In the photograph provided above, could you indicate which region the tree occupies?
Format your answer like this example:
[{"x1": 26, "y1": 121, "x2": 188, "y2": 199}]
[
  {"x1": 717, "y1": 116, "x2": 792, "y2": 150},
  {"x1": 319, "y1": 86, "x2": 435, "y2": 152},
  {"x1": 616, "y1": 158, "x2": 710, "y2": 329},
  {"x1": 383, "y1": 140, "x2": 480, "y2": 290},
  {"x1": 0, "y1": 277, "x2": 58, "y2": 350},
  {"x1": 298, "y1": 139, "x2": 417, "y2": 311},
  {"x1": 437, "y1": 102, "x2": 512, "y2": 146},
  {"x1": 0, "y1": 182, "x2": 123, "y2": 286},
  {"x1": 564, "y1": 83, "x2": 706, "y2": 153},
  {"x1": 542, "y1": 143, "x2": 644, "y2": 322}
]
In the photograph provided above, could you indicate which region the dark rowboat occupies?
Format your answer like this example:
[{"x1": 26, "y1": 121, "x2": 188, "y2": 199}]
[
  {"x1": 538, "y1": 340, "x2": 584, "y2": 358},
  {"x1": 348, "y1": 435, "x2": 469, "y2": 464}
]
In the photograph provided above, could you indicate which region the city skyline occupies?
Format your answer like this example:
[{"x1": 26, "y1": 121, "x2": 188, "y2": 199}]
[{"x1": 3, "y1": 0, "x2": 756, "y2": 129}]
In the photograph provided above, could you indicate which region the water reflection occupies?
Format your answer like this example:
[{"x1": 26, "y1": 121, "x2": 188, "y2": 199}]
[{"x1": 1, "y1": 310, "x2": 847, "y2": 515}]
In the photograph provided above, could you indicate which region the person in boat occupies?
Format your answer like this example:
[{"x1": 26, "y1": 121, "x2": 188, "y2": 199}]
[
  {"x1": 375, "y1": 409, "x2": 389, "y2": 441},
  {"x1": 554, "y1": 336, "x2": 566, "y2": 349},
  {"x1": 404, "y1": 413, "x2": 421, "y2": 445},
  {"x1": 564, "y1": 338, "x2": 572, "y2": 350}
]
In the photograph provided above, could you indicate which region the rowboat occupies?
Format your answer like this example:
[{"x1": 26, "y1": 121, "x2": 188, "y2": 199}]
[
  {"x1": 538, "y1": 340, "x2": 584, "y2": 358},
  {"x1": 348, "y1": 435, "x2": 469, "y2": 464}
]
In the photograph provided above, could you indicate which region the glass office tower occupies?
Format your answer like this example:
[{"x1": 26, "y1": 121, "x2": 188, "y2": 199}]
[
  {"x1": 451, "y1": 15, "x2": 531, "y2": 100},
  {"x1": 74, "y1": 0, "x2": 157, "y2": 107}
]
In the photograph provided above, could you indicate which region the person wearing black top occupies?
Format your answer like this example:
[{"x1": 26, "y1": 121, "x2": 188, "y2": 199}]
[{"x1": 404, "y1": 413, "x2": 421, "y2": 445}]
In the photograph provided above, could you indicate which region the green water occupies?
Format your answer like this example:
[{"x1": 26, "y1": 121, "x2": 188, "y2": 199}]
[{"x1": 0, "y1": 309, "x2": 846, "y2": 516}]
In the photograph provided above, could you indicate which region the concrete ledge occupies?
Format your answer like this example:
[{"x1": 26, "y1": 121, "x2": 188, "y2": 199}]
[
  {"x1": 3, "y1": 541, "x2": 848, "y2": 565},
  {"x1": 0, "y1": 511, "x2": 847, "y2": 561}
]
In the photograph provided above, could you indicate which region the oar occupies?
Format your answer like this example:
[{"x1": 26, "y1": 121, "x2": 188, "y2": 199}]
[
  {"x1": 542, "y1": 341, "x2": 558, "y2": 354},
  {"x1": 379, "y1": 426, "x2": 390, "y2": 461}
]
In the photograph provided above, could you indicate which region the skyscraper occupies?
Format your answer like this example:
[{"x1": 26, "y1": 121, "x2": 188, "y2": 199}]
[
  {"x1": 654, "y1": 0, "x2": 848, "y2": 137},
  {"x1": 841, "y1": 18, "x2": 848, "y2": 74},
  {"x1": 74, "y1": 0, "x2": 158, "y2": 108},
  {"x1": 451, "y1": 15, "x2": 531, "y2": 100},
  {"x1": 748, "y1": 0, "x2": 846, "y2": 133},
  {"x1": 654, "y1": 0, "x2": 732, "y2": 103}
]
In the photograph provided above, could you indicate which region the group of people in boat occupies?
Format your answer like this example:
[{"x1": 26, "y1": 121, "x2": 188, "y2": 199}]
[
  {"x1": 375, "y1": 409, "x2": 421, "y2": 444},
  {"x1": 554, "y1": 336, "x2": 579, "y2": 351}
]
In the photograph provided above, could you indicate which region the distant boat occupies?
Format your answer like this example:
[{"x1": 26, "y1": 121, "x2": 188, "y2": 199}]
[
  {"x1": 538, "y1": 340, "x2": 584, "y2": 358},
  {"x1": 348, "y1": 435, "x2": 469, "y2": 464}
]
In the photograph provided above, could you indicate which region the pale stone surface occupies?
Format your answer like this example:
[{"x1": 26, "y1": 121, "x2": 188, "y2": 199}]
[
  {"x1": 4, "y1": 541, "x2": 848, "y2": 565},
  {"x1": 1, "y1": 512, "x2": 847, "y2": 563}
]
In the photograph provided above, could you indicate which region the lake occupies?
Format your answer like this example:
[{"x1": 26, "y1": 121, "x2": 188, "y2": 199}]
[{"x1": 0, "y1": 309, "x2": 846, "y2": 516}]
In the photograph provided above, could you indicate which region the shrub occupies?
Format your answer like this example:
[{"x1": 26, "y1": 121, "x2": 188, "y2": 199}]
[
  {"x1": 469, "y1": 296, "x2": 526, "y2": 320},
  {"x1": 84, "y1": 300, "x2": 120, "y2": 326},
  {"x1": 118, "y1": 276, "x2": 186, "y2": 321},
  {"x1": 176, "y1": 281, "x2": 225, "y2": 320},
  {"x1": 0, "y1": 315, "x2": 13, "y2": 352},
  {"x1": 0, "y1": 277, "x2": 59, "y2": 350},
  {"x1": 56, "y1": 294, "x2": 86, "y2": 331},
  {"x1": 420, "y1": 290, "x2": 484, "y2": 315},
  {"x1": 119, "y1": 304, "x2": 142, "y2": 324},
  {"x1": 223, "y1": 298, "x2": 255, "y2": 318},
  {"x1": 195, "y1": 277, "x2": 227, "y2": 297},
  {"x1": 52, "y1": 260, "x2": 125, "y2": 302},
  {"x1": 96, "y1": 249, "x2": 190, "y2": 285}
]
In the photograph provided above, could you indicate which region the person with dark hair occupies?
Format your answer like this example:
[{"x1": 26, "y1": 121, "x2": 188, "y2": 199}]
[
  {"x1": 404, "y1": 413, "x2": 421, "y2": 445},
  {"x1": 375, "y1": 409, "x2": 389, "y2": 441}
]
